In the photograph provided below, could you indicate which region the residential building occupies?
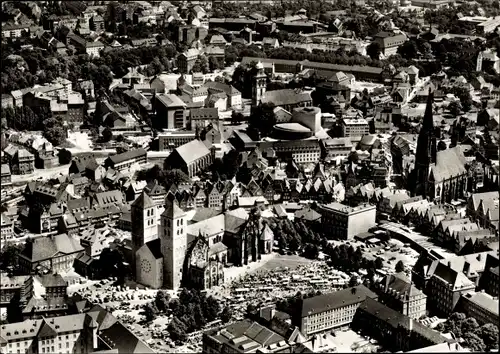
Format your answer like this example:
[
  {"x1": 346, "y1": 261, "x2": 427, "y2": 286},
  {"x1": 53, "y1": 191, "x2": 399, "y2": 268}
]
[
  {"x1": 259, "y1": 139, "x2": 321, "y2": 165},
  {"x1": 103, "y1": 148, "x2": 147, "y2": 172},
  {"x1": 1, "y1": 23, "x2": 31, "y2": 38},
  {"x1": 189, "y1": 107, "x2": 219, "y2": 129},
  {"x1": 4, "y1": 146, "x2": 35, "y2": 175},
  {"x1": 316, "y1": 203, "x2": 376, "y2": 239},
  {"x1": 373, "y1": 32, "x2": 407, "y2": 57},
  {"x1": 341, "y1": 118, "x2": 370, "y2": 138},
  {"x1": 1, "y1": 213, "x2": 15, "y2": 242},
  {"x1": 158, "y1": 131, "x2": 197, "y2": 150},
  {"x1": 321, "y1": 138, "x2": 353, "y2": 162},
  {"x1": 467, "y1": 192, "x2": 499, "y2": 235},
  {"x1": 377, "y1": 272, "x2": 427, "y2": 320},
  {"x1": 352, "y1": 297, "x2": 451, "y2": 352},
  {"x1": 67, "y1": 34, "x2": 104, "y2": 57},
  {"x1": 203, "y1": 82, "x2": 242, "y2": 109},
  {"x1": 0, "y1": 306, "x2": 155, "y2": 354},
  {"x1": 294, "y1": 285, "x2": 378, "y2": 337},
  {"x1": 1, "y1": 164, "x2": 11, "y2": 185},
  {"x1": 154, "y1": 94, "x2": 187, "y2": 129},
  {"x1": 18, "y1": 234, "x2": 84, "y2": 274},
  {"x1": 0, "y1": 273, "x2": 31, "y2": 306},
  {"x1": 177, "y1": 48, "x2": 200, "y2": 74},
  {"x1": 480, "y1": 253, "x2": 499, "y2": 297},
  {"x1": 458, "y1": 291, "x2": 499, "y2": 326},
  {"x1": 202, "y1": 319, "x2": 292, "y2": 354},
  {"x1": 425, "y1": 260, "x2": 476, "y2": 316},
  {"x1": 80, "y1": 227, "x2": 112, "y2": 258}
]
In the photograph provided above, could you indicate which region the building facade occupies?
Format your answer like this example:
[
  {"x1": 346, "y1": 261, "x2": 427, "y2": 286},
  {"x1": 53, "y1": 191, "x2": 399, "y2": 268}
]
[
  {"x1": 295, "y1": 285, "x2": 378, "y2": 337},
  {"x1": 316, "y1": 203, "x2": 376, "y2": 239}
]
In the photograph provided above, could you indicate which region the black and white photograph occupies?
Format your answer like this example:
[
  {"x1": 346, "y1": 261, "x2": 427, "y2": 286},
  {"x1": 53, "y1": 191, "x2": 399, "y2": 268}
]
[{"x1": 0, "y1": 0, "x2": 499, "y2": 353}]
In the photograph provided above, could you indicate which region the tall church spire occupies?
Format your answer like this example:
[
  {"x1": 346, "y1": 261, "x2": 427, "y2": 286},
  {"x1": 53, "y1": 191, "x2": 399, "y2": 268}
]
[
  {"x1": 415, "y1": 89, "x2": 437, "y2": 166},
  {"x1": 412, "y1": 89, "x2": 437, "y2": 198}
]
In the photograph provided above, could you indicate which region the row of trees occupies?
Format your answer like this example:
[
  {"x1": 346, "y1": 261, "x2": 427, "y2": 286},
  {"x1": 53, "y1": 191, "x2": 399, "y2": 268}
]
[
  {"x1": 268, "y1": 218, "x2": 324, "y2": 256},
  {"x1": 435, "y1": 312, "x2": 499, "y2": 352},
  {"x1": 1, "y1": 106, "x2": 67, "y2": 146},
  {"x1": 142, "y1": 289, "x2": 231, "y2": 344},
  {"x1": 323, "y1": 243, "x2": 385, "y2": 274},
  {"x1": 136, "y1": 165, "x2": 191, "y2": 188},
  {"x1": 1, "y1": 42, "x2": 178, "y2": 94}
]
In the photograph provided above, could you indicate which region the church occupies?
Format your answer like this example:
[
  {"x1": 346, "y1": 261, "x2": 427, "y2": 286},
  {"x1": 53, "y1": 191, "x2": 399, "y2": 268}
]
[
  {"x1": 411, "y1": 92, "x2": 468, "y2": 203},
  {"x1": 131, "y1": 192, "x2": 274, "y2": 290}
]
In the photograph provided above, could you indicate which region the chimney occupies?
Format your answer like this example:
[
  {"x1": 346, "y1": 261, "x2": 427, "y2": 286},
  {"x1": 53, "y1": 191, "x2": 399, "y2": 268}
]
[
  {"x1": 447, "y1": 261, "x2": 451, "y2": 267},
  {"x1": 463, "y1": 261, "x2": 470, "y2": 274},
  {"x1": 477, "y1": 254, "x2": 482, "y2": 261}
]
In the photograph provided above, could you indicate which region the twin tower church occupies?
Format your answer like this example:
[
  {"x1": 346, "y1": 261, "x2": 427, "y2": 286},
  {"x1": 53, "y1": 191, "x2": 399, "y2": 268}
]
[{"x1": 130, "y1": 191, "x2": 274, "y2": 290}]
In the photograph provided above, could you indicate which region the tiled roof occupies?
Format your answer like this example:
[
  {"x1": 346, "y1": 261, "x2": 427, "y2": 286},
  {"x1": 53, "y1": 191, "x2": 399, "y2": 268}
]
[
  {"x1": 356, "y1": 297, "x2": 448, "y2": 345},
  {"x1": 204, "y1": 81, "x2": 240, "y2": 96},
  {"x1": 37, "y1": 273, "x2": 67, "y2": 288},
  {"x1": 100, "y1": 321, "x2": 155, "y2": 353},
  {"x1": 156, "y1": 94, "x2": 187, "y2": 108},
  {"x1": 381, "y1": 272, "x2": 424, "y2": 298},
  {"x1": 145, "y1": 239, "x2": 163, "y2": 260},
  {"x1": 209, "y1": 319, "x2": 284, "y2": 350},
  {"x1": 94, "y1": 190, "x2": 124, "y2": 207},
  {"x1": 299, "y1": 285, "x2": 377, "y2": 317},
  {"x1": 108, "y1": 148, "x2": 146, "y2": 165},
  {"x1": 187, "y1": 214, "x2": 225, "y2": 237},
  {"x1": 131, "y1": 191, "x2": 155, "y2": 209},
  {"x1": 162, "y1": 200, "x2": 186, "y2": 219},
  {"x1": 430, "y1": 146, "x2": 467, "y2": 182},
  {"x1": 174, "y1": 139, "x2": 210, "y2": 165},
  {"x1": 261, "y1": 89, "x2": 311, "y2": 107}
]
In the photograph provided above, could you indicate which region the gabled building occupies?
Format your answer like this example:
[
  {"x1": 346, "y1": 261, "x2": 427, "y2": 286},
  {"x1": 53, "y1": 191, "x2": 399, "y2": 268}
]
[
  {"x1": 19, "y1": 234, "x2": 84, "y2": 274},
  {"x1": 165, "y1": 139, "x2": 213, "y2": 178}
]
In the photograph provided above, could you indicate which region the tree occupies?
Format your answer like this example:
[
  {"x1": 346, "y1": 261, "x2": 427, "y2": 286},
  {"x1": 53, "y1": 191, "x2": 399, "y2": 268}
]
[
  {"x1": 143, "y1": 302, "x2": 158, "y2": 322},
  {"x1": 461, "y1": 317, "x2": 479, "y2": 334},
  {"x1": 375, "y1": 257, "x2": 384, "y2": 269},
  {"x1": 448, "y1": 101, "x2": 462, "y2": 116},
  {"x1": 203, "y1": 295, "x2": 220, "y2": 322},
  {"x1": 7, "y1": 293, "x2": 23, "y2": 324},
  {"x1": 248, "y1": 103, "x2": 277, "y2": 138},
  {"x1": 0, "y1": 243, "x2": 24, "y2": 271},
  {"x1": 220, "y1": 306, "x2": 232, "y2": 323},
  {"x1": 246, "y1": 303, "x2": 257, "y2": 315},
  {"x1": 463, "y1": 332, "x2": 486, "y2": 352},
  {"x1": 102, "y1": 127, "x2": 113, "y2": 142},
  {"x1": 397, "y1": 40, "x2": 419, "y2": 60},
  {"x1": 366, "y1": 42, "x2": 382, "y2": 60},
  {"x1": 476, "y1": 323, "x2": 499, "y2": 351},
  {"x1": 155, "y1": 290, "x2": 171, "y2": 313},
  {"x1": 302, "y1": 243, "x2": 319, "y2": 259},
  {"x1": 116, "y1": 134, "x2": 125, "y2": 142},
  {"x1": 58, "y1": 148, "x2": 72, "y2": 165},
  {"x1": 231, "y1": 111, "x2": 244, "y2": 125},
  {"x1": 395, "y1": 260, "x2": 405, "y2": 273},
  {"x1": 168, "y1": 317, "x2": 188, "y2": 343},
  {"x1": 348, "y1": 276, "x2": 359, "y2": 288}
]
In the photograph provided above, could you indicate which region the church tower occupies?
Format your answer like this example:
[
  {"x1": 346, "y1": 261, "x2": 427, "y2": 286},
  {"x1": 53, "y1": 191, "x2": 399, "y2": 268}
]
[
  {"x1": 252, "y1": 61, "x2": 267, "y2": 106},
  {"x1": 160, "y1": 199, "x2": 187, "y2": 290},
  {"x1": 131, "y1": 191, "x2": 158, "y2": 270},
  {"x1": 413, "y1": 90, "x2": 437, "y2": 198}
]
